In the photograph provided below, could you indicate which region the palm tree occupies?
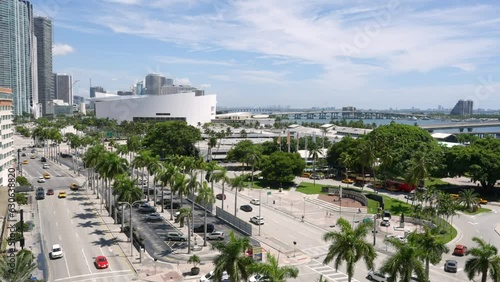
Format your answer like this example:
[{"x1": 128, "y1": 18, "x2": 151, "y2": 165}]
[
  {"x1": 380, "y1": 237, "x2": 426, "y2": 282},
  {"x1": 405, "y1": 151, "x2": 431, "y2": 190},
  {"x1": 338, "y1": 152, "x2": 354, "y2": 181},
  {"x1": 214, "y1": 168, "x2": 230, "y2": 211},
  {"x1": 229, "y1": 174, "x2": 246, "y2": 216},
  {"x1": 0, "y1": 249, "x2": 37, "y2": 282},
  {"x1": 204, "y1": 161, "x2": 220, "y2": 190},
  {"x1": 308, "y1": 142, "x2": 322, "y2": 184},
  {"x1": 408, "y1": 227, "x2": 449, "y2": 281},
  {"x1": 196, "y1": 182, "x2": 215, "y2": 246},
  {"x1": 323, "y1": 218, "x2": 376, "y2": 282},
  {"x1": 146, "y1": 155, "x2": 161, "y2": 207},
  {"x1": 174, "y1": 173, "x2": 190, "y2": 206},
  {"x1": 212, "y1": 231, "x2": 254, "y2": 282},
  {"x1": 459, "y1": 189, "x2": 481, "y2": 212},
  {"x1": 246, "y1": 147, "x2": 261, "y2": 189},
  {"x1": 465, "y1": 237, "x2": 500, "y2": 282},
  {"x1": 187, "y1": 171, "x2": 200, "y2": 236},
  {"x1": 83, "y1": 144, "x2": 106, "y2": 198},
  {"x1": 96, "y1": 152, "x2": 128, "y2": 219},
  {"x1": 248, "y1": 252, "x2": 299, "y2": 281},
  {"x1": 131, "y1": 150, "x2": 151, "y2": 197},
  {"x1": 157, "y1": 163, "x2": 178, "y2": 217},
  {"x1": 112, "y1": 174, "x2": 143, "y2": 204},
  {"x1": 177, "y1": 207, "x2": 193, "y2": 254}
]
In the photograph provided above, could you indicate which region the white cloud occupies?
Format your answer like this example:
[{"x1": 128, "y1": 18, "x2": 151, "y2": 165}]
[
  {"x1": 199, "y1": 84, "x2": 211, "y2": 88},
  {"x1": 53, "y1": 43, "x2": 74, "y2": 56},
  {"x1": 155, "y1": 56, "x2": 236, "y2": 66}
]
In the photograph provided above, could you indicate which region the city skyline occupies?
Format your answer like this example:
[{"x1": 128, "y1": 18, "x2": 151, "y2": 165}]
[{"x1": 32, "y1": 0, "x2": 500, "y2": 110}]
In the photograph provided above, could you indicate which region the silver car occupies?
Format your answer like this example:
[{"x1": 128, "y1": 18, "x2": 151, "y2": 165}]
[
  {"x1": 367, "y1": 271, "x2": 387, "y2": 282},
  {"x1": 206, "y1": 231, "x2": 224, "y2": 240}
]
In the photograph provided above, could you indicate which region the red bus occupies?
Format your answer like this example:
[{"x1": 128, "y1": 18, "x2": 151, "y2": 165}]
[{"x1": 386, "y1": 180, "x2": 415, "y2": 192}]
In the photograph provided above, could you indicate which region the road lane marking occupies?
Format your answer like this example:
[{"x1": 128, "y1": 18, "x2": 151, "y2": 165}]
[
  {"x1": 53, "y1": 269, "x2": 133, "y2": 282},
  {"x1": 59, "y1": 235, "x2": 62, "y2": 240},
  {"x1": 99, "y1": 247, "x2": 113, "y2": 272},
  {"x1": 75, "y1": 232, "x2": 78, "y2": 237},
  {"x1": 56, "y1": 222, "x2": 59, "y2": 227},
  {"x1": 62, "y1": 255, "x2": 71, "y2": 278},
  {"x1": 81, "y1": 248, "x2": 92, "y2": 273}
]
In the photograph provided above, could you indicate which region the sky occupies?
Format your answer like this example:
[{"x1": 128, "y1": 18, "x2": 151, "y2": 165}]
[{"x1": 32, "y1": 0, "x2": 500, "y2": 110}]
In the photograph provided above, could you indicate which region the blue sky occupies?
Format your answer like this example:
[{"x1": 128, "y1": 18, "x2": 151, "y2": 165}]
[{"x1": 32, "y1": 0, "x2": 500, "y2": 110}]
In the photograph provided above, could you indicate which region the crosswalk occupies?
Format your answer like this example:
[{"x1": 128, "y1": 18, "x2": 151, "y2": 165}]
[
  {"x1": 302, "y1": 244, "x2": 330, "y2": 258},
  {"x1": 307, "y1": 259, "x2": 360, "y2": 282}
]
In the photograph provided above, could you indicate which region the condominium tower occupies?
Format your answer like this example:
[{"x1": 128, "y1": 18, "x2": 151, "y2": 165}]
[
  {"x1": 0, "y1": 0, "x2": 36, "y2": 116},
  {"x1": 34, "y1": 16, "x2": 53, "y2": 116},
  {"x1": 53, "y1": 74, "x2": 72, "y2": 105},
  {"x1": 450, "y1": 99, "x2": 473, "y2": 116}
]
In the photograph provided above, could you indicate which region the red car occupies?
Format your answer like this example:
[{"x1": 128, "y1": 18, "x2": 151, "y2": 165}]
[
  {"x1": 453, "y1": 245, "x2": 468, "y2": 256},
  {"x1": 95, "y1": 256, "x2": 109, "y2": 269},
  {"x1": 46, "y1": 189, "x2": 54, "y2": 195},
  {"x1": 216, "y1": 193, "x2": 226, "y2": 200}
]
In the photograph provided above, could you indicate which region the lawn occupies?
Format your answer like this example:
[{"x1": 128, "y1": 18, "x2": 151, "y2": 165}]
[
  {"x1": 425, "y1": 178, "x2": 449, "y2": 187},
  {"x1": 458, "y1": 207, "x2": 492, "y2": 215},
  {"x1": 296, "y1": 182, "x2": 324, "y2": 195}
]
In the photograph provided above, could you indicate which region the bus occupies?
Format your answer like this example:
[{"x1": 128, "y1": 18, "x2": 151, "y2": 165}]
[{"x1": 386, "y1": 180, "x2": 415, "y2": 192}]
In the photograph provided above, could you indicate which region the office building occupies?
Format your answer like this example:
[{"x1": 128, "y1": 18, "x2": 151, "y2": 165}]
[
  {"x1": 145, "y1": 73, "x2": 167, "y2": 95},
  {"x1": 90, "y1": 86, "x2": 105, "y2": 98},
  {"x1": 44, "y1": 99, "x2": 73, "y2": 116},
  {"x1": 34, "y1": 16, "x2": 53, "y2": 116},
  {"x1": 53, "y1": 74, "x2": 72, "y2": 105},
  {"x1": 0, "y1": 87, "x2": 15, "y2": 185},
  {"x1": 450, "y1": 100, "x2": 473, "y2": 116},
  {"x1": 134, "y1": 81, "x2": 144, "y2": 96},
  {"x1": 0, "y1": 0, "x2": 35, "y2": 116},
  {"x1": 73, "y1": 95, "x2": 85, "y2": 105}
]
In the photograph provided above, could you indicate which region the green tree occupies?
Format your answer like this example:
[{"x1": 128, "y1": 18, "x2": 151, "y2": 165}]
[
  {"x1": 196, "y1": 182, "x2": 215, "y2": 246},
  {"x1": 142, "y1": 121, "x2": 201, "y2": 158},
  {"x1": 15, "y1": 176, "x2": 30, "y2": 186},
  {"x1": 408, "y1": 227, "x2": 449, "y2": 281},
  {"x1": 112, "y1": 175, "x2": 143, "y2": 204},
  {"x1": 14, "y1": 193, "x2": 27, "y2": 205},
  {"x1": 214, "y1": 168, "x2": 230, "y2": 211},
  {"x1": 323, "y1": 218, "x2": 376, "y2": 282},
  {"x1": 248, "y1": 253, "x2": 299, "y2": 282},
  {"x1": 260, "y1": 152, "x2": 305, "y2": 185},
  {"x1": 226, "y1": 140, "x2": 255, "y2": 164},
  {"x1": 458, "y1": 189, "x2": 481, "y2": 212},
  {"x1": 212, "y1": 231, "x2": 254, "y2": 282},
  {"x1": 465, "y1": 237, "x2": 500, "y2": 282},
  {"x1": 229, "y1": 174, "x2": 246, "y2": 216},
  {"x1": 0, "y1": 249, "x2": 37, "y2": 282},
  {"x1": 176, "y1": 207, "x2": 193, "y2": 254},
  {"x1": 380, "y1": 237, "x2": 425, "y2": 282},
  {"x1": 245, "y1": 147, "x2": 262, "y2": 189}
]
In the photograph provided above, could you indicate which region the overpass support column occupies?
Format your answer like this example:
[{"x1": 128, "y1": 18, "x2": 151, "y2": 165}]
[{"x1": 467, "y1": 127, "x2": 473, "y2": 132}]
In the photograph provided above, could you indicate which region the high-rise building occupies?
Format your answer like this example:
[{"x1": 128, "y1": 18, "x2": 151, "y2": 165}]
[
  {"x1": 73, "y1": 95, "x2": 85, "y2": 105},
  {"x1": 145, "y1": 73, "x2": 167, "y2": 95},
  {"x1": 90, "y1": 86, "x2": 105, "y2": 98},
  {"x1": 0, "y1": 0, "x2": 36, "y2": 116},
  {"x1": 34, "y1": 16, "x2": 53, "y2": 116},
  {"x1": 0, "y1": 87, "x2": 15, "y2": 185},
  {"x1": 53, "y1": 73, "x2": 72, "y2": 105},
  {"x1": 450, "y1": 100, "x2": 473, "y2": 116},
  {"x1": 135, "y1": 81, "x2": 144, "y2": 95}
]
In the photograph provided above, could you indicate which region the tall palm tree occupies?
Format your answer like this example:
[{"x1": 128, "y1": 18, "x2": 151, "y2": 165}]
[
  {"x1": 248, "y1": 252, "x2": 299, "y2": 282},
  {"x1": 96, "y1": 152, "x2": 128, "y2": 219},
  {"x1": 187, "y1": 171, "x2": 200, "y2": 236},
  {"x1": 212, "y1": 231, "x2": 254, "y2": 282},
  {"x1": 112, "y1": 174, "x2": 143, "y2": 204},
  {"x1": 83, "y1": 144, "x2": 106, "y2": 198},
  {"x1": 0, "y1": 249, "x2": 37, "y2": 282},
  {"x1": 459, "y1": 189, "x2": 481, "y2": 212},
  {"x1": 204, "y1": 161, "x2": 220, "y2": 190},
  {"x1": 380, "y1": 237, "x2": 425, "y2": 282},
  {"x1": 174, "y1": 173, "x2": 190, "y2": 206},
  {"x1": 196, "y1": 182, "x2": 215, "y2": 246},
  {"x1": 147, "y1": 155, "x2": 162, "y2": 207},
  {"x1": 229, "y1": 174, "x2": 246, "y2": 216},
  {"x1": 308, "y1": 142, "x2": 322, "y2": 184},
  {"x1": 246, "y1": 147, "x2": 261, "y2": 189},
  {"x1": 214, "y1": 168, "x2": 230, "y2": 211},
  {"x1": 323, "y1": 218, "x2": 376, "y2": 282},
  {"x1": 405, "y1": 151, "x2": 431, "y2": 190},
  {"x1": 158, "y1": 163, "x2": 178, "y2": 217},
  {"x1": 131, "y1": 150, "x2": 151, "y2": 197},
  {"x1": 465, "y1": 237, "x2": 500, "y2": 282},
  {"x1": 408, "y1": 227, "x2": 449, "y2": 281},
  {"x1": 177, "y1": 207, "x2": 193, "y2": 254},
  {"x1": 338, "y1": 152, "x2": 354, "y2": 181}
]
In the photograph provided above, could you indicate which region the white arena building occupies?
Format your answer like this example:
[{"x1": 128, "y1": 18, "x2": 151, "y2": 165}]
[{"x1": 93, "y1": 92, "x2": 216, "y2": 126}]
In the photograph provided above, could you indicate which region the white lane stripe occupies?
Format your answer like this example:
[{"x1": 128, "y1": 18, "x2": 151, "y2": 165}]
[
  {"x1": 81, "y1": 248, "x2": 92, "y2": 273},
  {"x1": 63, "y1": 255, "x2": 71, "y2": 278},
  {"x1": 53, "y1": 269, "x2": 133, "y2": 282}
]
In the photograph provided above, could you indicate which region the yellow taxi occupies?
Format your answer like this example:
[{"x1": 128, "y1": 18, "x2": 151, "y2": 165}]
[
  {"x1": 22, "y1": 160, "x2": 28, "y2": 165},
  {"x1": 341, "y1": 178, "x2": 355, "y2": 184},
  {"x1": 479, "y1": 198, "x2": 488, "y2": 204},
  {"x1": 70, "y1": 183, "x2": 79, "y2": 190},
  {"x1": 58, "y1": 191, "x2": 67, "y2": 198},
  {"x1": 386, "y1": 186, "x2": 399, "y2": 192},
  {"x1": 43, "y1": 173, "x2": 51, "y2": 179},
  {"x1": 450, "y1": 194, "x2": 459, "y2": 200},
  {"x1": 30, "y1": 155, "x2": 36, "y2": 159}
]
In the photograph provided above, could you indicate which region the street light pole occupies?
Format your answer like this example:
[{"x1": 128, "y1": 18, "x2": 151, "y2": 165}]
[
  {"x1": 258, "y1": 188, "x2": 262, "y2": 236},
  {"x1": 118, "y1": 200, "x2": 143, "y2": 257},
  {"x1": 17, "y1": 149, "x2": 21, "y2": 175}
]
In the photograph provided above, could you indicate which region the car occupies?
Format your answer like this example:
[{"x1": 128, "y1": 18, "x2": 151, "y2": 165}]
[
  {"x1": 70, "y1": 183, "x2": 79, "y2": 190},
  {"x1": 216, "y1": 193, "x2": 226, "y2": 200},
  {"x1": 354, "y1": 181, "x2": 365, "y2": 187},
  {"x1": 43, "y1": 173, "x2": 51, "y2": 179},
  {"x1": 240, "y1": 204, "x2": 253, "y2": 212},
  {"x1": 163, "y1": 201, "x2": 182, "y2": 209},
  {"x1": 58, "y1": 191, "x2": 66, "y2": 198},
  {"x1": 36, "y1": 187, "x2": 44, "y2": 192},
  {"x1": 95, "y1": 256, "x2": 109, "y2": 269},
  {"x1": 30, "y1": 155, "x2": 36, "y2": 159},
  {"x1": 301, "y1": 172, "x2": 312, "y2": 178},
  {"x1": 46, "y1": 189, "x2": 54, "y2": 195},
  {"x1": 138, "y1": 204, "x2": 156, "y2": 213},
  {"x1": 165, "y1": 232, "x2": 187, "y2": 241},
  {"x1": 479, "y1": 198, "x2": 488, "y2": 204},
  {"x1": 132, "y1": 200, "x2": 148, "y2": 208},
  {"x1": 41, "y1": 157, "x2": 47, "y2": 162},
  {"x1": 444, "y1": 259, "x2": 458, "y2": 273},
  {"x1": 21, "y1": 153, "x2": 26, "y2": 157},
  {"x1": 250, "y1": 216, "x2": 265, "y2": 225},
  {"x1": 309, "y1": 174, "x2": 321, "y2": 180},
  {"x1": 380, "y1": 220, "x2": 390, "y2": 227},
  {"x1": 382, "y1": 210, "x2": 391, "y2": 221},
  {"x1": 249, "y1": 274, "x2": 266, "y2": 282},
  {"x1": 42, "y1": 164, "x2": 49, "y2": 169},
  {"x1": 250, "y1": 199, "x2": 260, "y2": 205},
  {"x1": 22, "y1": 160, "x2": 28, "y2": 164},
  {"x1": 200, "y1": 271, "x2": 230, "y2": 282},
  {"x1": 37, "y1": 177, "x2": 46, "y2": 183},
  {"x1": 206, "y1": 231, "x2": 225, "y2": 240},
  {"x1": 341, "y1": 178, "x2": 355, "y2": 184},
  {"x1": 453, "y1": 245, "x2": 468, "y2": 256},
  {"x1": 36, "y1": 190, "x2": 45, "y2": 200},
  {"x1": 31, "y1": 149, "x2": 37, "y2": 153},
  {"x1": 145, "y1": 213, "x2": 162, "y2": 221},
  {"x1": 367, "y1": 270, "x2": 388, "y2": 282},
  {"x1": 50, "y1": 244, "x2": 63, "y2": 259},
  {"x1": 194, "y1": 223, "x2": 215, "y2": 233},
  {"x1": 386, "y1": 186, "x2": 399, "y2": 192}
]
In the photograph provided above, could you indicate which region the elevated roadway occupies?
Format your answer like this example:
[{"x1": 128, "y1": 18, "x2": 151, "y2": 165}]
[{"x1": 419, "y1": 121, "x2": 500, "y2": 132}]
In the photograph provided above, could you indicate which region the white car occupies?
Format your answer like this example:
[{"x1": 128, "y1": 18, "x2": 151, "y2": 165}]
[
  {"x1": 200, "y1": 270, "x2": 230, "y2": 282},
  {"x1": 206, "y1": 231, "x2": 224, "y2": 240},
  {"x1": 37, "y1": 177, "x2": 45, "y2": 183},
  {"x1": 145, "y1": 213, "x2": 162, "y2": 221},
  {"x1": 50, "y1": 244, "x2": 63, "y2": 259},
  {"x1": 367, "y1": 270, "x2": 387, "y2": 282},
  {"x1": 250, "y1": 199, "x2": 260, "y2": 205},
  {"x1": 250, "y1": 216, "x2": 265, "y2": 225},
  {"x1": 42, "y1": 164, "x2": 49, "y2": 169},
  {"x1": 249, "y1": 274, "x2": 266, "y2": 282}
]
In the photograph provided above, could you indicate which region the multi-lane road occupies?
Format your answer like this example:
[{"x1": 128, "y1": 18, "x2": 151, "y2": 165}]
[{"x1": 20, "y1": 148, "x2": 137, "y2": 282}]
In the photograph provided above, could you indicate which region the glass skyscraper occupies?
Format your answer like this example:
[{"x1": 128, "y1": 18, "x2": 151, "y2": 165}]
[
  {"x1": 0, "y1": 0, "x2": 35, "y2": 116},
  {"x1": 34, "y1": 16, "x2": 53, "y2": 116}
]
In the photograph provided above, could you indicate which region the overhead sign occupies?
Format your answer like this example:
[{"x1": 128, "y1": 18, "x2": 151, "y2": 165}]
[{"x1": 252, "y1": 246, "x2": 263, "y2": 261}]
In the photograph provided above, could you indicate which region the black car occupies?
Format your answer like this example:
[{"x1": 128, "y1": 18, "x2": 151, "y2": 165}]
[
  {"x1": 193, "y1": 223, "x2": 215, "y2": 233},
  {"x1": 21, "y1": 153, "x2": 26, "y2": 157},
  {"x1": 132, "y1": 201, "x2": 148, "y2": 208},
  {"x1": 41, "y1": 157, "x2": 47, "y2": 162},
  {"x1": 155, "y1": 197, "x2": 179, "y2": 205},
  {"x1": 163, "y1": 202, "x2": 182, "y2": 209},
  {"x1": 240, "y1": 205, "x2": 253, "y2": 212},
  {"x1": 35, "y1": 191, "x2": 45, "y2": 200},
  {"x1": 138, "y1": 205, "x2": 156, "y2": 213}
]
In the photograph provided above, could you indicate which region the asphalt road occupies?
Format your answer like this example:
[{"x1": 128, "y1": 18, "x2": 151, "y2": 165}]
[{"x1": 21, "y1": 152, "x2": 136, "y2": 282}]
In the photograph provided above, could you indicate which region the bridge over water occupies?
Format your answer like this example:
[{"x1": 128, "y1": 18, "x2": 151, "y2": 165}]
[{"x1": 419, "y1": 121, "x2": 500, "y2": 132}]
